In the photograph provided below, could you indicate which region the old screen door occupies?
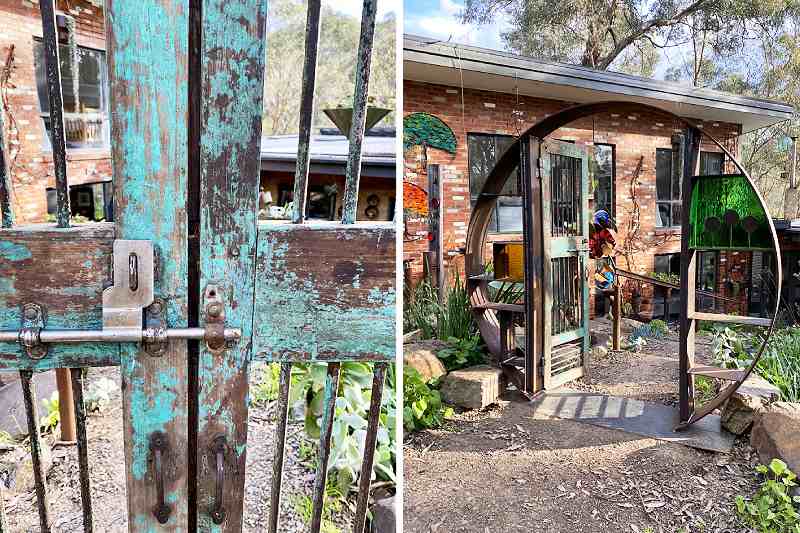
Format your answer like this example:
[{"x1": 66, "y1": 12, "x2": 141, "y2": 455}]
[
  {"x1": 539, "y1": 140, "x2": 590, "y2": 389},
  {"x1": 0, "y1": 0, "x2": 395, "y2": 531}
]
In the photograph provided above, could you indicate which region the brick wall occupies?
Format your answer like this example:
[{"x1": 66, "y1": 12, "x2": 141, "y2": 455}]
[
  {"x1": 403, "y1": 80, "x2": 745, "y2": 317},
  {"x1": 0, "y1": 0, "x2": 110, "y2": 224}
]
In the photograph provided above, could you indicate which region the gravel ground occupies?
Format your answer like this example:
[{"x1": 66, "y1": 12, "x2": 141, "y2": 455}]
[
  {"x1": 0, "y1": 365, "x2": 357, "y2": 532},
  {"x1": 404, "y1": 321, "x2": 762, "y2": 533}
]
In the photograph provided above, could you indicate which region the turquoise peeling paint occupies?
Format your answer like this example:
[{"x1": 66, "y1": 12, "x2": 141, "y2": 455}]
[
  {"x1": 251, "y1": 227, "x2": 396, "y2": 361},
  {"x1": 128, "y1": 366, "x2": 179, "y2": 480},
  {"x1": 0, "y1": 241, "x2": 31, "y2": 261}
]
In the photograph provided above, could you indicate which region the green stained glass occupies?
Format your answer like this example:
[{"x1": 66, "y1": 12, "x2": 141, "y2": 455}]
[{"x1": 688, "y1": 174, "x2": 771, "y2": 250}]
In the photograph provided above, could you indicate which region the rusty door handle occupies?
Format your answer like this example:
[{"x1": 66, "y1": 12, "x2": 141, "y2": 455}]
[
  {"x1": 210, "y1": 435, "x2": 227, "y2": 524},
  {"x1": 149, "y1": 431, "x2": 170, "y2": 524}
]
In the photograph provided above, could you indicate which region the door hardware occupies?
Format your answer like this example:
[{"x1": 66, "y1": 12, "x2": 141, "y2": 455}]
[
  {"x1": 210, "y1": 435, "x2": 227, "y2": 524},
  {"x1": 0, "y1": 240, "x2": 241, "y2": 356},
  {"x1": 149, "y1": 431, "x2": 171, "y2": 524}
]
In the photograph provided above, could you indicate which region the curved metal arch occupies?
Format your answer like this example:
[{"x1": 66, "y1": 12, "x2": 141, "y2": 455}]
[{"x1": 465, "y1": 100, "x2": 782, "y2": 428}]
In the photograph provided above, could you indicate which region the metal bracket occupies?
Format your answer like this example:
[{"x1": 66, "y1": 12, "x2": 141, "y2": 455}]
[
  {"x1": 144, "y1": 299, "x2": 168, "y2": 356},
  {"x1": 20, "y1": 303, "x2": 46, "y2": 360},
  {"x1": 204, "y1": 285, "x2": 226, "y2": 354},
  {"x1": 102, "y1": 240, "x2": 154, "y2": 337}
]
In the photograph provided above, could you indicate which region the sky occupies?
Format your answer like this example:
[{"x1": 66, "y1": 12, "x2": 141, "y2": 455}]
[
  {"x1": 325, "y1": 0, "x2": 397, "y2": 20},
  {"x1": 403, "y1": 0, "x2": 508, "y2": 50}
]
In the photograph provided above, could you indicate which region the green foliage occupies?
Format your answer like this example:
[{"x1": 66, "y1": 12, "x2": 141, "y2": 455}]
[
  {"x1": 39, "y1": 391, "x2": 59, "y2": 433},
  {"x1": 649, "y1": 319, "x2": 668, "y2": 336},
  {"x1": 0, "y1": 431, "x2": 14, "y2": 445},
  {"x1": 403, "y1": 273, "x2": 476, "y2": 341},
  {"x1": 488, "y1": 280, "x2": 524, "y2": 304},
  {"x1": 251, "y1": 362, "x2": 281, "y2": 405},
  {"x1": 735, "y1": 459, "x2": 800, "y2": 532},
  {"x1": 292, "y1": 493, "x2": 341, "y2": 533},
  {"x1": 436, "y1": 334, "x2": 485, "y2": 372},
  {"x1": 402, "y1": 113, "x2": 457, "y2": 154},
  {"x1": 628, "y1": 323, "x2": 665, "y2": 344},
  {"x1": 695, "y1": 376, "x2": 716, "y2": 404},
  {"x1": 290, "y1": 362, "x2": 396, "y2": 496},
  {"x1": 711, "y1": 326, "x2": 800, "y2": 402},
  {"x1": 264, "y1": 0, "x2": 395, "y2": 135},
  {"x1": 650, "y1": 272, "x2": 679, "y2": 285},
  {"x1": 403, "y1": 367, "x2": 452, "y2": 432}
]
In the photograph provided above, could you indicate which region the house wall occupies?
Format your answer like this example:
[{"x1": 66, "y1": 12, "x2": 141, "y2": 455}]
[
  {"x1": 403, "y1": 80, "x2": 745, "y2": 318},
  {"x1": 260, "y1": 170, "x2": 395, "y2": 222},
  {"x1": 0, "y1": 0, "x2": 111, "y2": 224}
]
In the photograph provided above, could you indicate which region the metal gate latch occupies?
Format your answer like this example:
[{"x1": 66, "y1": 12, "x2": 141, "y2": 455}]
[{"x1": 0, "y1": 240, "x2": 241, "y2": 358}]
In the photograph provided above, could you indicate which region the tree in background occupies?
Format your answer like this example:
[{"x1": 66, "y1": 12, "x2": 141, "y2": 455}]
[
  {"x1": 263, "y1": 0, "x2": 396, "y2": 136},
  {"x1": 460, "y1": 0, "x2": 800, "y2": 216}
]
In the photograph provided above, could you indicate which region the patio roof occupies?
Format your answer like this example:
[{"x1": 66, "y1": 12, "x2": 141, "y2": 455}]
[{"x1": 404, "y1": 34, "x2": 794, "y2": 133}]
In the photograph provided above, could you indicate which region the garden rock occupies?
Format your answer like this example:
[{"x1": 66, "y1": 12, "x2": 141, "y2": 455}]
[
  {"x1": 370, "y1": 494, "x2": 396, "y2": 533},
  {"x1": 440, "y1": 365, "x2": 504, "y2": 410},
  {"x1": 751, "y1": 402, "x2": 800, "y2": 479},
  {"x1": 0, "y1": 442, "x2": 52, "y2": 494},
  {"x1": 721, "y1": 373, "x2": 780, "y2": 435},
  {"x1": 404, "y1": 341, "x2": 448, "y2": 382}
]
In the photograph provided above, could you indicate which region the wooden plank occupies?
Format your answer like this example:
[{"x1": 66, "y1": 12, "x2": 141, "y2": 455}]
[
  {"x1": 521, "y1": 136, "x2": 541, "y2": 394},
  {"x1": 540, "y1": 142, "x2": 554, "y2": 390},
  {"x1": 688, "y1": 365, "x2": 746, "y2": 381},
  {"x1": 580, "y1": 145, "x2": 591, "y2": 379},
  {"x1": 472, "y1": 302, "x2": 525, "y2": 313},
  {"x1": 291, "y1": 0, "x2": 322, "y2": 224},
  {"x1": 689, "y1": 312, "x2": 772, "y2": 327},
  {"x1": 678, "y1": 130, "x2": 701, "y2": 422},
  {"x1": 195, "y1": 0, "x2": 267, "y2": 527},
  {"x1": 106, "y1": 0, "x2": 190, "y2": 528},
  {"x1": 252, "y1": 222, "x2": 395, "y2": 362},
  {"x1": 341, "y1": 0, "x2": 378, "y2": 224},
  {"x1": 0, "y1": 224, "x2": 118, "y2": 369},
  {"x1": 38, "y1": 0, "x2": 70, "y2": 227}
]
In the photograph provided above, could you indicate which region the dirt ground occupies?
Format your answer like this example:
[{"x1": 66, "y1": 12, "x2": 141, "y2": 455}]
[
  {"x1": 404, "y1": 322, "x2": 761, "y2": 533},
  {"x1": 1, "y1": 364, "x2": 356, "y2": 533}
]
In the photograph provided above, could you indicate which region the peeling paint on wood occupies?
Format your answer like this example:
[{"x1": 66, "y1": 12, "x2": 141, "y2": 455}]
[
  {"x1": 106, "y1": 0, "x2": 190, "y2": 527},
  {"x1": 252, "y1": 222, "x2": 395, "y2": 362},
  {"x1": 195, "y1": 0, "x2": 267, "y2": 529},
  {"x1": 0, "y1": 223, "x2": 118, "y2": 369}
]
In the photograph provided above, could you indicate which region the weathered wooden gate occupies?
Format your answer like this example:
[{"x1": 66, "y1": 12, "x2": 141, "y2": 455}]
[
  {"x1": 538, "y1": 140, "x2": 590, "y2": 389},
  {"x1": 0, "y1": 0, "x2": 395, "y2": 531}
]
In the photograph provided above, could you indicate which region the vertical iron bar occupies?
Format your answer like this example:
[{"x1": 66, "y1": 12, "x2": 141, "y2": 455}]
[
  {"x1": 341, "y1": 0, "x2": 378, "y2": 224},
  {"x1": 38, "y1": 0, "x2": 70, "y2": 227},
  {"x1": 71, "y1": 368, "x2": 93, "y2": 533},
  {"x1": 0, "y1": 112, "x2": 13, "y2": 228},
  {"x1": 291, "y1": 0, "x2": 322, "y2": 224},
  {"x1": 268, "y1": 362, "x2": 292, "y2": 533},
  {"x1": 310, "y1": 362, "x2": 341, "y2": 532},
  {"x1": 20, "y1": 371, "x2": 51, "y2": 533},
  {"x1": 353, "y1": 362, "x2": 388, "y2": 533}
]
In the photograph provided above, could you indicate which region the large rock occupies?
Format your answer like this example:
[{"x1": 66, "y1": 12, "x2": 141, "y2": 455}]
[
  {"x1": 440, "y1": 365, "x2": 504, "y2": 410},
  {"x1": 403, "y1": 341, "x2": 447, "y2": 382},
  {"x1": 370, "y1": 494, "x2": 396, "y2": 533},
  {"x1": 751, "y1": 402, "x2": 800, "y2": 478},
  {"x1": 721, "y1": 373, "x2": 781, "y2": 435}
]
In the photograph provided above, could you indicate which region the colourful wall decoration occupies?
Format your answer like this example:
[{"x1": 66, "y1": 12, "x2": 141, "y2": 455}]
[
  {"x1": 403, "y1": 181, "x2": 429, "y2": 220},
  {"x1": 403, "y1": 112, "x2": 457, "y2": 154},
  {"x1": 689, "y1": 174, "x2": 771, "y2": 250}
]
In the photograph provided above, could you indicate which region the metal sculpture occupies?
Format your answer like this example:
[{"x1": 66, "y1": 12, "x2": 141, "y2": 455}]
[{"x1": 465, "y1": 101, "x2": 781, "y2": 429}]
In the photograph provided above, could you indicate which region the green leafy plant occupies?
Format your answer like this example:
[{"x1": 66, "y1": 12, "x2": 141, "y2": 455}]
[
  {"x1": 649, "y1": 319, "x2": 668, "y2": 336},
  {"x1": 436, "y1": 334, "x2": 485, "y2": 371},
  {"x1": 488, "y1": 280, "x2": 524, "y2": 304},
  {"x1": 39, "y1": 391, "x2": 59, "y2": 433},
  {"x1": 290, "y1": 362, "x2": 396, "y2": 495},
  {"x1": 403, "y1": 367, "x2": 452, "y2": 431},
  {"x1": 694, "y1": 375, "x2": 716, "y2": 403},
  {"x1": 403, "y1": 279, "x2": 438, "y2": 338},
  {"x1": 292, "y1": 493, "x2": 341, "y2": 533},
  {"x1": 650, "y1": 271, "x2": 680, "y2": 285},
  {"x1": 403, "y1": 272, "x2": 476, "y2": 341},
  {"x1": 735, "y1": 459, "x2": 800, "y2": 532},
  {"x1": 251, "y1": 362, "x2": 281, "y2": 405}
]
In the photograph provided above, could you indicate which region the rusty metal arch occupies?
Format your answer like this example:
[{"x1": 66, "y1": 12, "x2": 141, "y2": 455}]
[{"x1": 465, "y1": 100, "x2": 782, "y2": 428}]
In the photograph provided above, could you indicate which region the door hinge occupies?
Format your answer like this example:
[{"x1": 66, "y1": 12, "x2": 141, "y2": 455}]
[{"x1": 0, "y1": 240, "x2": 241, "y2": 358}]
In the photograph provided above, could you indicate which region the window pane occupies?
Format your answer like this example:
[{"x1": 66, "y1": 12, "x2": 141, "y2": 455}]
[
  {"x1": 468, "y1": 135, "x2": 496, "y2": 198},
  {"x1": 593, "y1": 144, "x2": 614, "y2": 215},
  {"x1": 495, "y1": 197, "x2": 523, "y2": 233},
  {"x1": 700, "y1": 151, "x2": 724, "y2": 175},
  {"x1": 78, "y1": 48, "x2": 104, "y2": 112},
  {"x1": 656, "y1": 202, "x2": 671, "y2": 228},
  {"x1": 656, "y1": 149, "x2": 672, "y2": 201},
  {"x1": 672, "y1": 203, "x2": 681, "y2": 227},
  {"x1": 654, "y1": 254, "x2": 670, "y2": 273}
]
